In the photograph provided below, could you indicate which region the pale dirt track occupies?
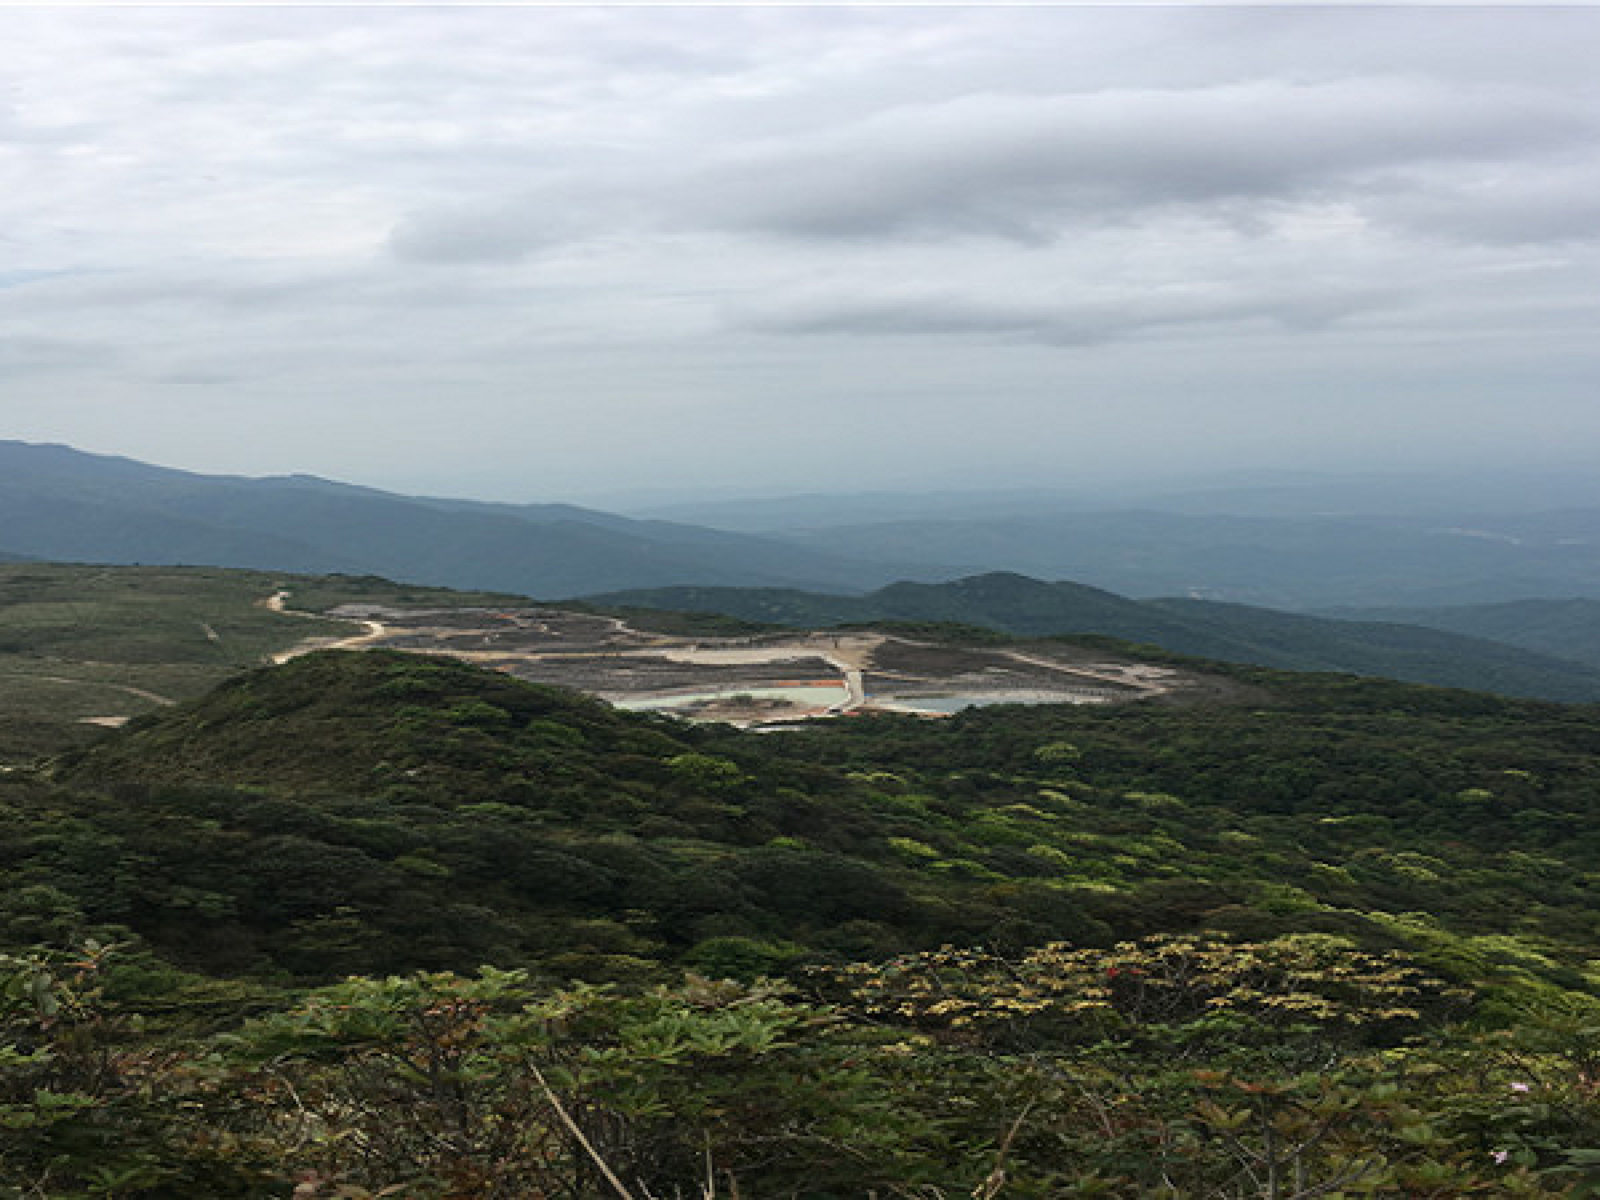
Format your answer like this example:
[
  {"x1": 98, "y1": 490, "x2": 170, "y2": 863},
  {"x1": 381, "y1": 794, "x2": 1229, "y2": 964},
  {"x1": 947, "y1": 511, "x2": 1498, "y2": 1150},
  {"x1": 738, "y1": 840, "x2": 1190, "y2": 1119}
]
[
  {"x1": 0, "y1": 672, "x2": 176, "y2": 729},
  {"x1": 0, "y1": 670, "x2": 175, "y2": 706},
  {"x1": 264, "y1": 591, "x2": 389, "y2": 663}
]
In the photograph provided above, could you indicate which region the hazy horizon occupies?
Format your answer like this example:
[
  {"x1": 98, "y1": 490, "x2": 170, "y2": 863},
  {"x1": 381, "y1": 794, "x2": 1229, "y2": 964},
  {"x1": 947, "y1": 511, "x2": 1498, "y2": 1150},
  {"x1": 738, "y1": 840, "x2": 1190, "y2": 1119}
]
[
  {"x1": 16, "y1": 436, "x2": 1600, "y2": 523},
  {"x1": 4, "y1": 7, "x2": 1597, "y2": 502}
]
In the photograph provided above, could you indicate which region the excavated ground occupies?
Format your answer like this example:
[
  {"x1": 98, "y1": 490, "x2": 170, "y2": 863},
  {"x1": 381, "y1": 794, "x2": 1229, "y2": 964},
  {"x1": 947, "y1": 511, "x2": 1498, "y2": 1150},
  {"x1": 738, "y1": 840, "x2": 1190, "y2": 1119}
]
[{"x1": 297, "y1": 604, "x2": 1237, "y2": 727}]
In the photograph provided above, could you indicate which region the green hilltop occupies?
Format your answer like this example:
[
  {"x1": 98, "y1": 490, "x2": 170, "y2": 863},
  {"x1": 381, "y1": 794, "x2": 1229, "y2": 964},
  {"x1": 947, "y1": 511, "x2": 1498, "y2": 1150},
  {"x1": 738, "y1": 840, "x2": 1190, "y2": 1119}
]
[{"x1": 28, "y1": 646, "x2": 1600, "y2": 986}]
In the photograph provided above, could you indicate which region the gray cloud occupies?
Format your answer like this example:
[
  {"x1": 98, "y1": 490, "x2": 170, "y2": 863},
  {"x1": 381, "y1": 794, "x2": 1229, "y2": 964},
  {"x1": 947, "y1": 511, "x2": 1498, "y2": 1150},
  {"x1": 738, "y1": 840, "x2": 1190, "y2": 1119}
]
[
  {"x1": 386, "y1": 41, "x2": 1599, "y2": 258},
  {"x1": 1366, "y1": 160, "x2": 1600, "y2": 247},
  {"x1": 0, "y1": 334, "x2": 122, "y2": 372},
  {"x1": 1, "y1": 6, "x2": 1597, "y2": 498},
  {"x1": 685, "y1": 80, "x2": 1592, "y2": 242},
  {"x1": 737, "y1": 279, "x2": 1404, "y2": 346}
]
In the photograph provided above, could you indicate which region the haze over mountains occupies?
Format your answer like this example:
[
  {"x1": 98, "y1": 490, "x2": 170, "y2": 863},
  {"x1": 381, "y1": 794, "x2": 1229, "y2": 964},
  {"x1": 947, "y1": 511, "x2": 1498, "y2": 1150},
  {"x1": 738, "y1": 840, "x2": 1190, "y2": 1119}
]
[
  {"x1": 1320, "y1": 597, "x2": 1600, "y2": 672},
  {"x1": 0, "y1": 441, "x2": 955, "y2": 598},
  {"x1": 637, "y1": 465, "x2": 1600, "y2": 528},
  {"x1": 636, "y1": 488, "x2": 1600, "y2": 611},
  {"x1": 8, "y1": 439, "x2": 1600, "y2": 700},
  {"x1": 9, "y1": 440, "x2": 1600, "y2": 608}
]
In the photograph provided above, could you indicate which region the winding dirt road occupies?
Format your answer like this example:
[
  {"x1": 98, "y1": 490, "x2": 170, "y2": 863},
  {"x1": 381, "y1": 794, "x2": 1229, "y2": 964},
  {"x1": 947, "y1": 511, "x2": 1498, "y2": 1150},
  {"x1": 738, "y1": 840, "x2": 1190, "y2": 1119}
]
[{"x1": 264, "y1": 591, "x2": 389, "y2": 663}]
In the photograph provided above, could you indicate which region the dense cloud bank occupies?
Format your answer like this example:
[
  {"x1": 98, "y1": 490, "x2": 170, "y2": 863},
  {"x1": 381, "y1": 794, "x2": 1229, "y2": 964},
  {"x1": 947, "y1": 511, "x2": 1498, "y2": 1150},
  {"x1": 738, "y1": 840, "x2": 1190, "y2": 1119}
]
[{"x1": 1, "y1": 7, "x2": 1596, "y2": 497}]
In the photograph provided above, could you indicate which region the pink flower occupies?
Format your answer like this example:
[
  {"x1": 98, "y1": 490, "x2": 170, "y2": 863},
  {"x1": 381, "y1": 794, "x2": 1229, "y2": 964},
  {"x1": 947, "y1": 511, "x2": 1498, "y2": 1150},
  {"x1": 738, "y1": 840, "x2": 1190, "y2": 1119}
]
[
  {"x1": 1492, "y1": 1150, "x2": 1511, "y2": 1165},
  {"x1": 1510, "y1": 1081, "x2": 1531, "y2": 1093}
]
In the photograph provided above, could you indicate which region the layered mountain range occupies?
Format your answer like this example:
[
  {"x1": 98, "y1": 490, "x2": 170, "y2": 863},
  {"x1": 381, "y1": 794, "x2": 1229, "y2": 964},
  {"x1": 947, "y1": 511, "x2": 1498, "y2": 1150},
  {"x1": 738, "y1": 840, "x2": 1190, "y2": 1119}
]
[
  {"x1": 7, "y1": 439, "x2": 1600, "y2": 699},
  {"x1": 0, "y1": 441, "x2": 951, "y2": 597}
]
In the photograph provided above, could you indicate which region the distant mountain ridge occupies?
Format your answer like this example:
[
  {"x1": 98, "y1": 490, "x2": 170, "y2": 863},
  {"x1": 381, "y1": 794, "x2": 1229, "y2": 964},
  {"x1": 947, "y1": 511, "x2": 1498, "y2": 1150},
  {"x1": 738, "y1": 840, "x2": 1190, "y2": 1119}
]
[
  {"x1": 633, "y1": 467, "x2": 1600, "y2": 526},
  {"x1": 587, "y1": 572, "x2": 1600, "y2": 701},
  {"x1": 1322, "y1": 597, "x2": 1600, "y2": 671},
  {"x1": 755, "y1": 511, "x2": 1600, "y2": 609},
  {"x1": 0, "y1": 441, "x2": 959, "y2": 598},
  {"x1": 630, "y1": 482, "x2": 1600, "y2": 609},
  {"x1": 9, "y1": 439, "x2": 1600, "y2": 615}
]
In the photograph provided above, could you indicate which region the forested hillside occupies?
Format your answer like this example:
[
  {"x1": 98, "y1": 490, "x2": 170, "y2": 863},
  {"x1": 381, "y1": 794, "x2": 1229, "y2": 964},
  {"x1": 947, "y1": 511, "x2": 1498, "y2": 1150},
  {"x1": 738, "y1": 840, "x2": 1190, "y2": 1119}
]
[
  {"x1": 6, "y1": 647, "x2": 1600, "y2": 1195},
  {"x1": 1329, "y1": 597, "x2": 1600, "y2": 671},
  {"x1": 0, "y1": 441, "x2": 942, "y2": 597}
]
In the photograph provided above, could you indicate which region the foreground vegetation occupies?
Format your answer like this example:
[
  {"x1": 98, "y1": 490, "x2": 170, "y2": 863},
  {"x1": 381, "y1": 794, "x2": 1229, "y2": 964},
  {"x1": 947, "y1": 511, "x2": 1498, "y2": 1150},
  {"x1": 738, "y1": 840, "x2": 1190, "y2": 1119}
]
[
  {"x1": 10, "y1": 933, "x2": 1599, "y2": 1198},
  {"x1": 6, "y1": 629, "x2": 1600, "y2": 1193}
]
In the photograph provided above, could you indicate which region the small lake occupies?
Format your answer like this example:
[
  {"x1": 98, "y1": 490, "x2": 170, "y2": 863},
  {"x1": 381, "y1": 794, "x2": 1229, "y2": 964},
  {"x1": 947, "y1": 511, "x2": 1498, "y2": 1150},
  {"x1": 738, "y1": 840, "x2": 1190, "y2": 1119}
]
[
  {"x1": 615, "y1": 683, "x2": 850, "y2": 712},
  {"x1": 881, "y1": 692, "x2": 1109, "y2": 714}
]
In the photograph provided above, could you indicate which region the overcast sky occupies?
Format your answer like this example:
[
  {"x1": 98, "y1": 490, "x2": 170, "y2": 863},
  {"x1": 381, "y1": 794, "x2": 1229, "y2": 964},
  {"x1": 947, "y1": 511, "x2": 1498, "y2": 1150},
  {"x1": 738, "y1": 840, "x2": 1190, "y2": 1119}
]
[{"x1": 2, "y1": 5, "x2": 1597, "y2": 503}]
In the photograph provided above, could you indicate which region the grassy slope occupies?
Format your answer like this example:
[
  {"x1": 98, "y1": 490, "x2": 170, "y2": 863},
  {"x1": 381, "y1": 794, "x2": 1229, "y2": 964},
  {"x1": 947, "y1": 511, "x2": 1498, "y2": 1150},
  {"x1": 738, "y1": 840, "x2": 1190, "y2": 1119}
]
[
  {"x1": 0, "y1": 564, "x2": 530, "y2": 762},
  {"x1": 0, "y1": 564, "x2": 344, "y2": 761}
]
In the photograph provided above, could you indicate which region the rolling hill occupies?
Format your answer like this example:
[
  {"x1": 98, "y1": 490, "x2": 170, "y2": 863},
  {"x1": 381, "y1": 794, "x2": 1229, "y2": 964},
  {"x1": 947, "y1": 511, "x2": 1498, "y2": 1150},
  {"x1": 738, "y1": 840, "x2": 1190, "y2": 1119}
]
[
  {"x1": 0, "y1": 563, "x2": 541, "y2": 761},
  {"x1": 40, "y1": 643, "x2": 1600, "y2": 987},
  {"x1": 1325, "y1": 596, "x2": 1600, "y2": 671},
  {"x1": 589, "y1": 571, "x2": 1600, "y2": 701}
]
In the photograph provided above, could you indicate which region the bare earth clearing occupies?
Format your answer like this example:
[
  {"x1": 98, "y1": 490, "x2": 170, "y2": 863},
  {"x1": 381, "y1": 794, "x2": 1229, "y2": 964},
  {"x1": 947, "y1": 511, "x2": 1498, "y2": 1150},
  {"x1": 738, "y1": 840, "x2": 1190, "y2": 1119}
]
[{"x1": 275, "y1": 601, "x2": 1235, "y2": 727}]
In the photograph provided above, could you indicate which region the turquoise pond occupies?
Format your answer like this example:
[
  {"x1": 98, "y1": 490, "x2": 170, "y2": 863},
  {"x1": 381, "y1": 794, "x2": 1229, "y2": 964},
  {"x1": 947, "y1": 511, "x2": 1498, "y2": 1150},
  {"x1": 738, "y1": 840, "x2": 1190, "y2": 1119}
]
[{"x1": 614, "y1": 683, "x2": 851, "y2": 711}]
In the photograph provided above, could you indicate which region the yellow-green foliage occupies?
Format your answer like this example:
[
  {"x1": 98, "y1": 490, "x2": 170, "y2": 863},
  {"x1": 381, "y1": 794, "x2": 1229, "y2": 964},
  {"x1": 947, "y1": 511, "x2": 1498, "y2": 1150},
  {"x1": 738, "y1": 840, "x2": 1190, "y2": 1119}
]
[
  {"x1": 810, "y1": 933, "x2": 1471, "y2": 1047},
  {"x1": 3, "y1": 942, "x2": 1586, "y2": 1198}
]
